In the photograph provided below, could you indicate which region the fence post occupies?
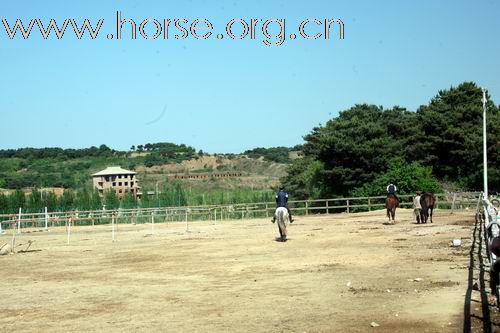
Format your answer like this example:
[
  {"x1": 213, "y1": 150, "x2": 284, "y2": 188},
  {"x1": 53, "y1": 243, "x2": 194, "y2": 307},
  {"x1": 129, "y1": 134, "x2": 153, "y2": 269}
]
[
  {"x1": 305, "y1": 201, "x2": 309, "y2": 216},
  {"x1": 67, "y1": 218, "x2": 71, "y2": 245},
  {"x1": 451, "y1": 193, "x2": 457, "y2": 214},
  {"x1": 185, "y1": 209, "x2": 189, "y2": 232},
  {"x1": 112, "y1": 214, "x2": 116, "y2": 241},
  {"x1": 17, "y1": 208, "x2": 22, "y2": 234},
  {"x1": 265, "y1": 204, "x2": 269, "y2": 218},
  {"x1": 44, "y1": 207, "x2": 48, "y2": 230},
  {"x1": 151, "y1": 211, "x2": 155, "y2": 234},
  {"x1": 11, "y1": 220, "x2": 16, "y2": 251},
  {"x1": 367, "y1": 198, "x2": 371, "y2": 211},
  {"x1": 346, "y1": 200, "x2": 350, "y2": 214},
  {"x1": 326, "y1": 200, "x2": 329, "y2": 214}
]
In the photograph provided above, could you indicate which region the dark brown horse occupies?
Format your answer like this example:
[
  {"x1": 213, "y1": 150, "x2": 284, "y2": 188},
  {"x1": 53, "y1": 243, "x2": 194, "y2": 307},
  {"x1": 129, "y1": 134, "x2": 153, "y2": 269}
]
[
  {"x1": 419, "y1": 192, "x2": 435, "y2": 223},
  {"x1": 385, "y1": 194, "x2": 398, "y2": 224}
]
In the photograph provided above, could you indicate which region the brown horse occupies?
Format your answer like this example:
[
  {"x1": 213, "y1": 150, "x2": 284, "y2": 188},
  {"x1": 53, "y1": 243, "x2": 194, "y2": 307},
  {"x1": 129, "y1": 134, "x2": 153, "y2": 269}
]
[
  {"x1": 385, "y1": 194, "x2": 398, "y2": 224},
  {"x1": 419, "y1": 192, "x2": 436, "y2": 223}
]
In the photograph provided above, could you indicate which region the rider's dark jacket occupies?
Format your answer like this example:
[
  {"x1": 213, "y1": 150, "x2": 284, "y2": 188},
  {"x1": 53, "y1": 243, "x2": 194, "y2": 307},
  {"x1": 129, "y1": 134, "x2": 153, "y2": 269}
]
[
  {"x1": 275, "y1": 190, "x2": 289, "y2": 207},
  {"x1": 387, "y1": 184, "x2": 396, "y2": 194}
]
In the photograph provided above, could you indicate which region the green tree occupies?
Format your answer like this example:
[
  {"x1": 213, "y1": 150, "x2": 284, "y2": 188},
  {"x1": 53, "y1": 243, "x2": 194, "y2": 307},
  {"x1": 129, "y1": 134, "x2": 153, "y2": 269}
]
[
  {"x1": 9, "y1": 189, "x2": 26, "y2": 211},
  {"x1": 282, "y1": 158, "x2": 324, "y2": 199},
  {"x1": 352, "y1": 162, "x2": 442, "y2": 197},
  {"x1": 0, "y1": 192, "x2": 9, "y2": 214},
  {"x1": 28, "y1": 188, "x2": 43, "y2": 213},
  {"x1": 104, "y1": 190, "x2": 119, "y2": 210},
  {"x1": 285, "y1": 104, "x2": 416, "y2": 197},
  {"x1": 90, "y1": 190, "x2": 102, "y2": 210},
  {"x1": 44, "y1": 191, "x2": 58, "y2": 211},
  {"x1": 76, "y1": 189, "x2": 92, "y2": 211},
  {"x1": 414, "y1": 82, "x2": 500, "y2": 191},
  {"x1": 174, "y1": 183, "x2": 187, "y2": 206},
  {"x1": 121, "y1": 192, "x2": 136, "y2": 209},
  {"x1": 59, "y1": 190, "x2": 75, "y2": 211}
]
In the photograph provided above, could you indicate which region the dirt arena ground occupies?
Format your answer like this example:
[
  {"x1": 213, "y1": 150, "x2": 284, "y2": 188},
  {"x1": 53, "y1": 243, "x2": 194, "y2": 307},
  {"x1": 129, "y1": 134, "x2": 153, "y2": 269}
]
[{"x1": 0, "y1": 209, "x2": 492, "y2": 332}]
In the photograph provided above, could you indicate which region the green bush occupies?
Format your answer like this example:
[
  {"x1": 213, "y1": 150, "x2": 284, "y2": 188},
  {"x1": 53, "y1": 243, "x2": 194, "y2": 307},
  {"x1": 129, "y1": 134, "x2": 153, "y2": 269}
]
[{"x1": 352, "y1": 161, "x2": 442, "y2": 197}]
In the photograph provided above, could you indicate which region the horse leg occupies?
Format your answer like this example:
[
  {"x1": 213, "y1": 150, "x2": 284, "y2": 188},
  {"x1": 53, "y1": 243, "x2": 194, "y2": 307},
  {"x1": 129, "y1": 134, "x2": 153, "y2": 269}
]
[
  {"x1": 280, "y1": 225, "x2": 287, "y2": 241},
  {"x1": 430, "y1": 208, "x2": 433, "y2": 223},
  {"x1": 277, "y1": 213, "x2": 287, "y2": 242}
]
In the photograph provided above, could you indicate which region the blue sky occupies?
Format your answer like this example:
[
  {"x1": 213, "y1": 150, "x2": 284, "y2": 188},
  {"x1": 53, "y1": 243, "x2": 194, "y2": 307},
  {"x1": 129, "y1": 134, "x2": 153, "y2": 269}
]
[{"x1": 1, "y1": 0, "x2": 499, "y2": 153}]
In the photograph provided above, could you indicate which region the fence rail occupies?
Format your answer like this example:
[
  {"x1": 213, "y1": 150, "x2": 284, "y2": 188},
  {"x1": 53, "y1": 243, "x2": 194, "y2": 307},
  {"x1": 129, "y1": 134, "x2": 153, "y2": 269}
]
[{"x1": 0, "y1": 192, "x2": 482, "y2": 234}]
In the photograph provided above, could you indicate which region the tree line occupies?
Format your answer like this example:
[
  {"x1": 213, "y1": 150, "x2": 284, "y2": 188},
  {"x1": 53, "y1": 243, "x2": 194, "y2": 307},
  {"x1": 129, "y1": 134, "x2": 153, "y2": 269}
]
[
  {"x1": 283, "y1": 82, "x2": 500, "y2": 198},
  {"x1": 0, "y1": 184, "x2": 275, "y2": 214},
  {"x1": 0, "y1": 142, "x2": 198, "y2": 189}
]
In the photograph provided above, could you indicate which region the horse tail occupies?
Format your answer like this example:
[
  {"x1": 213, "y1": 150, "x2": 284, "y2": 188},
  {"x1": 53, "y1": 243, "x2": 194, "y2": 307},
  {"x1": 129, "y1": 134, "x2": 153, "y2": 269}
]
[{"x1": 278, "y1": 208, "x2": 285, "y2": 222}]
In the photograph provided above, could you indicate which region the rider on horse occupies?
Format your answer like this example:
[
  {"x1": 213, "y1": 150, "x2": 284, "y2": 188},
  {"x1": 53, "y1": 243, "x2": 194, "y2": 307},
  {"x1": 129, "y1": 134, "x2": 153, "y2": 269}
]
[
  {"x1": 386, "y1": 183, "x2": 399, "y2": 206},
  {"x1": 271, "y1": 185, "x2": 293, "y2": 223}
]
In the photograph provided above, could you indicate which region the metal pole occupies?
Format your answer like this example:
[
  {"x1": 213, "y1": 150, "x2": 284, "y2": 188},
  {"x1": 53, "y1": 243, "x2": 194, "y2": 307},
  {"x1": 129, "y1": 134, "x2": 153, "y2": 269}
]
[
  {"x1": 151, "y1": 211, "x2": 154, "y2": 234},
  {"x1": 156, "y1": 182, "x2": 159, "y2": 208},
  {"x1": 45, "y1": 207, "x2": 48, "y2": 230},
  {"x1": 17, "y1": 208, "x2": 22, "y2": 234},
  {"x1": 482, "y1": 88, "x2": 488, "y2": 199},
  {"x1": 112, "y1": 214, "x2": 115, "y2": 241},
  {"x1": 67, "y1": 218, "x2": 71, "y2": 245}
]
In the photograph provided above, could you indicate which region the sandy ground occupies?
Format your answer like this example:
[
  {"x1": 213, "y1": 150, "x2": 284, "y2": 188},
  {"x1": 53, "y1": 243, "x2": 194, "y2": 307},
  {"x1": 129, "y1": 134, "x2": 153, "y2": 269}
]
[{"x1": 0, "y1": 209, "x2": 489, "y2": 332}]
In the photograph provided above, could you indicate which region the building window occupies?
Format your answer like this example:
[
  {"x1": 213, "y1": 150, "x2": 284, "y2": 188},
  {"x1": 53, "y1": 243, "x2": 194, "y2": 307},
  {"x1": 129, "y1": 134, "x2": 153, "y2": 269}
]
[
  {"x1": 112, "y1": 182, "x2": 116, "y2": 186},
  {"x1": 119, "y1": 189, "x2": 122, "y2": 193},
  {"x1": 105, "y1": 176, "x2": 109, "y2": 182},
  {"x1": 125, "y1": 182, "x2": 128, "y2": 186},
  {"x1": 119, "y1": 182, "x2": 122, "y2": 186}
]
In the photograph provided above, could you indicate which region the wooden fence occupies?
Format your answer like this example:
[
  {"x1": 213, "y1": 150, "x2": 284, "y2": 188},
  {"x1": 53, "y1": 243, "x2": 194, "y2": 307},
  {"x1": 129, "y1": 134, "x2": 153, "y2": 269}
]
[{"x1": 0, "y1": 192, "x2": 482, "y2": 233}]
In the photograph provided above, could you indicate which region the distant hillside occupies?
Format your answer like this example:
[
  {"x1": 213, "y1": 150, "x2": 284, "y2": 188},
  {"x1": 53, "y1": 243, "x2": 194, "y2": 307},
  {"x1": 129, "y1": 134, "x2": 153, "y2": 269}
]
[
  {"x1": 138, "y1": 155, "x2": 288, "y2": 192},
  {"x1": 0, "y1": 143, "x2": 292, "y2": 192}
]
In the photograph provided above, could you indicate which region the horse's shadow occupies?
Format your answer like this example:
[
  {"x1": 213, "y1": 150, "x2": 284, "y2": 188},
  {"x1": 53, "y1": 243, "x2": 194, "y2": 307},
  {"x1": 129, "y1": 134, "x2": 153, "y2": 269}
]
[{"x1": 274, "y1": 237, "x2": 288, "y2": 242}]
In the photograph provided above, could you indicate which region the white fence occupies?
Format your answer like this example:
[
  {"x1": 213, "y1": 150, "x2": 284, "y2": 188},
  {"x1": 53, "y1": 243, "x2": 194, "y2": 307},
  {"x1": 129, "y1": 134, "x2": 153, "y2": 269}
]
[{"x1": 0, "y1": 192, "x2": 482, "y2": 234}]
